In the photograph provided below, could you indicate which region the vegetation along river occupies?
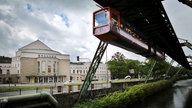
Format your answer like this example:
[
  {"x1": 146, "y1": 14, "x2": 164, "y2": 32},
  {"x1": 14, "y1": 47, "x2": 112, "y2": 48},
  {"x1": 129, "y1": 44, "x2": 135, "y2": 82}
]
[{"x1": 129, "y1": 79, "x2": 192, "y2": 108}]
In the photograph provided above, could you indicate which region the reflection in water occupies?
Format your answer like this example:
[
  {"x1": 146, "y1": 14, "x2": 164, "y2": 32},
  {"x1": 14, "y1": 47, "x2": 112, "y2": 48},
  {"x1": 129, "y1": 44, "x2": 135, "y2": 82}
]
[
  {"x1": 129, "y1": 79, "x2": 192, "y2": 108},
  {"x1": 173, "y1": 79, "x2": 192, "y2": 108},
  {"x1": 173, "y1": 87, "x2": 189, "y2": 108}
]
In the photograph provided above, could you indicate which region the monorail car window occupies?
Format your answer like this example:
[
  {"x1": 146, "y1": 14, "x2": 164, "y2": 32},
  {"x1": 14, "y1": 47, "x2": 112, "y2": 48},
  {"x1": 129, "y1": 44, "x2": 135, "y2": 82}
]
[{"x1": 94, "y1": 10, "x2": 109, "y2": 27}]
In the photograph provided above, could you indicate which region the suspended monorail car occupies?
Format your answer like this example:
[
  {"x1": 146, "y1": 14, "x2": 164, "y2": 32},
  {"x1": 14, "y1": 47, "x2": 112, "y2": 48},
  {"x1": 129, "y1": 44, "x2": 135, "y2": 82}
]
[{"x1": 93, "y1": 7, "x2": 165, "y2": 60}]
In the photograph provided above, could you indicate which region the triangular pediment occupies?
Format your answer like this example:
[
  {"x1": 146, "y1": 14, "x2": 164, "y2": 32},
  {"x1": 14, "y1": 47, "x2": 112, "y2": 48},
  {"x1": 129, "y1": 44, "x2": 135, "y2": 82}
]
[{"x1": 19, "y1": 40, "x2": 51, "y2": 51}]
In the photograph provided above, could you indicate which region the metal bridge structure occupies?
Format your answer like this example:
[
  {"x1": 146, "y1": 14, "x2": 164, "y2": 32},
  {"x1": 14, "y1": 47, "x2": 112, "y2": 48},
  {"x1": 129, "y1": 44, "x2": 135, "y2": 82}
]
[{"x1": 78, "y1": 0, "x2": 192, "y2": 101}]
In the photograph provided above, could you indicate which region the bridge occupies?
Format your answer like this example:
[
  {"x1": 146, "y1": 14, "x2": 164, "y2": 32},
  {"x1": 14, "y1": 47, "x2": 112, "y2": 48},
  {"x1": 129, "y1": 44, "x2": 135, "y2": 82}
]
[{"x1": 78, "y1": 0, "x2": 192, "y2": 101}]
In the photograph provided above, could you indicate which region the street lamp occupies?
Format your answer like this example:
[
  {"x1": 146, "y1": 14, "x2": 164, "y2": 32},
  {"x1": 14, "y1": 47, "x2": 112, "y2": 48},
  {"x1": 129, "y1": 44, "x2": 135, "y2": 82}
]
[{"x1": 54, "y1": 73, "x2": 56, "y2": 87}]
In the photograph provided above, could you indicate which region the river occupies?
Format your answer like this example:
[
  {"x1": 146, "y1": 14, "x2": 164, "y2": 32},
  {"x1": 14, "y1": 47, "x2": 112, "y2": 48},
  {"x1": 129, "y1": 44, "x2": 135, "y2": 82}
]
[{"x1": 129, "y1": 79, "x2": 192, "y2": 108}]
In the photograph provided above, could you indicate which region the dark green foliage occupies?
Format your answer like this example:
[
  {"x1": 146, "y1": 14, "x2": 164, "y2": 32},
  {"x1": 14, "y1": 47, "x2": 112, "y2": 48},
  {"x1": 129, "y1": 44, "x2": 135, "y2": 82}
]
[
  {"x1": 108, "y1": 53, "x2": 189, "y2": 80},
  {"x1": 108, "y1": 52, "x2": 141, "y2": 79},
  {"x1": 0, "y1": 56, "x2": 11, "y2": 63},
  {"x1": 73, "y1": 79, "x2": 176, "y2": 108}
]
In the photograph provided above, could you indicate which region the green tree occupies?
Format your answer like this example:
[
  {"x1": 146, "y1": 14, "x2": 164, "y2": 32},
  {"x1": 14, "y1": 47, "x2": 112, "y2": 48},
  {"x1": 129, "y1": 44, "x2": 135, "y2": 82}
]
[
  {"x1": 108, "y1": 52, "x2": 143, "y2": 79},
  {"x1": 111, "y1": 52, "x2": 126, "y2": 62},
  {"x1": 108, "y1": 52, "x2": 127, "y2": 79},
  {"x1": 125, "y1": 59, "x2": 141, "y2": 78},
  {"x1": 142, "y1": 59, "x2": 169, "y2": 79}
]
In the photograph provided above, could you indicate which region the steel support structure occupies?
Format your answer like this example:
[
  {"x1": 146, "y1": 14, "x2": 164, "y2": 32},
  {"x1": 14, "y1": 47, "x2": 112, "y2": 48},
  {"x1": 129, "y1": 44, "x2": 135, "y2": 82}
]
[
  {"x1": 164, "y1": 59, "x2": 174, "y2": 80},
  {"x1": 174, "y1": 66, "x2": 183, "y2": 77},
  {"x1": 78, "y1": 41, "x2": 108, "y2": 101},
  {"x1": 145, "y1": 60, "x2": 157, "y2": 83},
  {"x1": 179, "y1": 38, "x2": 192, "y2": 69},
  {"x1": 180, "y1": 41, "x2": 192, "y2": 50}
]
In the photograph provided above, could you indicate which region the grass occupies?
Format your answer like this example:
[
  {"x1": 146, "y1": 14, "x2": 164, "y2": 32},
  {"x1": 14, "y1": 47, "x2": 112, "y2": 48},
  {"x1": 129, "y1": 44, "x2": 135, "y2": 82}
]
[{"x1": 0, "y1": 85, "x2": 51, "y2": 93}]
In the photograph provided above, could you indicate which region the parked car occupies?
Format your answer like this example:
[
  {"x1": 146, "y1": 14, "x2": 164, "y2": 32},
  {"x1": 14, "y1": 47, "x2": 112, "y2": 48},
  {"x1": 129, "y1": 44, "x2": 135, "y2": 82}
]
[{"x1": 124, "y1": 75, "x2": 131, "y2": 79}]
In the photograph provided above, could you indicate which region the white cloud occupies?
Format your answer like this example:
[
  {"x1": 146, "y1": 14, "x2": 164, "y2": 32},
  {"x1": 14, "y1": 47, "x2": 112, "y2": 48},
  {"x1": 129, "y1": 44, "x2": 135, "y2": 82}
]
[{"x1": 0, "y1": 0, "x2": 191, "y2": 65}]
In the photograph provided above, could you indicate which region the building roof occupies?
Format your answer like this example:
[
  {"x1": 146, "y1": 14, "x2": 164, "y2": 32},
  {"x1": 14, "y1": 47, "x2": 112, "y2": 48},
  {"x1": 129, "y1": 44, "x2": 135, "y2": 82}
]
[
  {"x1": 16, "y1": 40, "x2": 67, "y2": 57},
  {"x1": 19, "y1": 40, "x2": 51, "y2": 51}
]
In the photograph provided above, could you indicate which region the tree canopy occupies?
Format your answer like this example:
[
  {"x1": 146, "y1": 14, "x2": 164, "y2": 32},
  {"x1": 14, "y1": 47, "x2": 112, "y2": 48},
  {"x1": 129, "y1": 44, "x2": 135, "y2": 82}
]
[
  {"x1": 0, "y1": 56, "x2": 11, "y2": 63},
  {"x1": 108, "y1": 52, "x2": 191, "y2": 79}
]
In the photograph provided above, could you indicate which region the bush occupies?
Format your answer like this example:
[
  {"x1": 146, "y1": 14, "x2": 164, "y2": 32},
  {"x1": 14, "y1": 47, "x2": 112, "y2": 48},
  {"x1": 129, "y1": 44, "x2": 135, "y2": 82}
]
[{"x1": 73, "y1": 79, "x2": 176, "y2": 108}]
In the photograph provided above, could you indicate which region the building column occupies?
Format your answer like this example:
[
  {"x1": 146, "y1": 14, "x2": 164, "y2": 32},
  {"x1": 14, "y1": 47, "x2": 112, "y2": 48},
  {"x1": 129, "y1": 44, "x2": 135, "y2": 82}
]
[
  {"x1": 42, "y1": 77, "x2": 44, "y2": 83},
  {"x1": 51, "y1": 61, "x2": 54, "y2": 75},
  {"x1": 48, "y1": 76, "x2": 50, "y2": 83},
  {"x1": 46, "y1": 61, "x2": 48, "y2": 75},
  {"x1": 37, "y1": 77, "x2": 39, "y2": 83},
  {"x1": 39, "y1": 61, "x2": 42, "y2": 75}
]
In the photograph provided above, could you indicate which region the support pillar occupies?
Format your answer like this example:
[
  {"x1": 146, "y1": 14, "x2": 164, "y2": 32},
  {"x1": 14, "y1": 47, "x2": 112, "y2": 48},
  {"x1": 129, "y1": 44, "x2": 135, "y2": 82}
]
[
  {"x1": 145, "y1": 60, "x2": 157, "y2": 83},
  {"x1": 164, "y1": 59, "x2": 174, "y2": 80},
  {"x1": 78, "y1": 41, "x2": 108, "y2": 101}
]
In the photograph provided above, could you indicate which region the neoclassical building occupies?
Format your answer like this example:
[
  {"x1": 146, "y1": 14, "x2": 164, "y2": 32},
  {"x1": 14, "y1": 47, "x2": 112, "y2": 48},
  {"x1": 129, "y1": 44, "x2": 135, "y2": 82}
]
[{"x1": 12, "y1": 40, "x2": 70, "y2": 83}]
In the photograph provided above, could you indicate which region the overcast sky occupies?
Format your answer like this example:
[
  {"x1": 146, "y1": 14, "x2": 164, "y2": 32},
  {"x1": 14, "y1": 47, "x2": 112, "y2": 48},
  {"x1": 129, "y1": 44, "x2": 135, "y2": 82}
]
[{"x1": 0, "y1": 0, "x2": 191, "y2": 63}]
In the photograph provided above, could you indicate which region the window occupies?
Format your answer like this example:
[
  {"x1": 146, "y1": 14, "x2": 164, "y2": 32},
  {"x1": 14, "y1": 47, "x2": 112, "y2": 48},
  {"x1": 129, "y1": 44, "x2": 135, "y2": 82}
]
[
  {"x1": 0, "y1": 68, "x2": 2, "y2": 74},
  {"x1": 48, "y1": 61, "x2": 52, "y2": 73},
  {"x1": 94, "y1": 10, "x2": 109, "y2": 27},
  {"x1": 53, "y1": 61, "x2": 56, "y2": 73},
  {"x1": 42, "y1": 61, "x2": 46, "y2": 73},
  {"x1": 37, "y1": 61, "x2": 40, "y2": 74},
  {"x1": 7, "y1": 69, "x2": 10, "y2": 75}
]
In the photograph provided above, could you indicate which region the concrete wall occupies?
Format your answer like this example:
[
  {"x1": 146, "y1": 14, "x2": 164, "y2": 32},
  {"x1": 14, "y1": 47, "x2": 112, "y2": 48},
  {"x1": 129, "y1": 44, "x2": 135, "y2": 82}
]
[
  {"x1": 53, "y1": 88, "x2": 112, "y2": 108},
  {"x1": 53, "y1": 81, "x2": 149, "y2": 108},
  {"x1": 20, "y1": 57, "x2": 37, "y2": 83},
  {"x1": 58, "y1": 59, "x2": 70, "y2": 81}
]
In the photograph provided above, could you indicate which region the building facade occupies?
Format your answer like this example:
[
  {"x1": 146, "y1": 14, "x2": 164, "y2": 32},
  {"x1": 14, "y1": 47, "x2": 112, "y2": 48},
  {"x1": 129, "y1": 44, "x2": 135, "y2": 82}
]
[
  {"x1": 0, "y1": 63, "x2": 19, "y2": 84},
  {"x1": 1, "y1": 40, "x2": 111, "y2": 84},
  {"x1": 70, "y1": 62, "x2": 111, "y2": 82},
  {"x1": 11, "y1": 40, "x2": 70, "y2": 83}
]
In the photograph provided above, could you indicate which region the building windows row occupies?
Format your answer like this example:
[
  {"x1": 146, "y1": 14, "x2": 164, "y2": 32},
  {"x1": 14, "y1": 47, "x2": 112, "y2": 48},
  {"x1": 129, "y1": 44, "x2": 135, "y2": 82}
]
[
  {"x1": 38, "y1": 54, "x2": 56, "y2": 58},
  {"x1": 0, "y1": 69, "x2": 10, "y2": 75},
  {"x1": 72, "y1": 75, "x2": 107, "y2": 81},
  {"x1": 37, "y1": 61, "x2": 57, "y2": 75},
  {"x1": 71, "y1": 70, "x2": 88, "y2": 74},
  {"x1": 71, "y1": 69, "x2": 106, "y2": 74},
  {"x1": 12, "y1": 63, "x2": 19, "y2": 68}
]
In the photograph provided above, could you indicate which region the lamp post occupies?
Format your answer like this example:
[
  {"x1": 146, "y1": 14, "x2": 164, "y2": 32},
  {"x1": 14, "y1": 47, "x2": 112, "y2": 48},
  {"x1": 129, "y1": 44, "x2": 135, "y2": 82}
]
[{"x1": 54, "y1": 73, "x2": 56, "y2": 87}]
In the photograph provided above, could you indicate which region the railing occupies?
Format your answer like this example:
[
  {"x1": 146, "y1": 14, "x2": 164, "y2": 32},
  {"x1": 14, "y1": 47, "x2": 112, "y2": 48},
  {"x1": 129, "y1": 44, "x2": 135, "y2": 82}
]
[
  {"x1": 0, "y1": 92, "x2": 58, "y2": 108},
  {"x1": 0, "y1": 83, "x2": 111, "y2": 97}
]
